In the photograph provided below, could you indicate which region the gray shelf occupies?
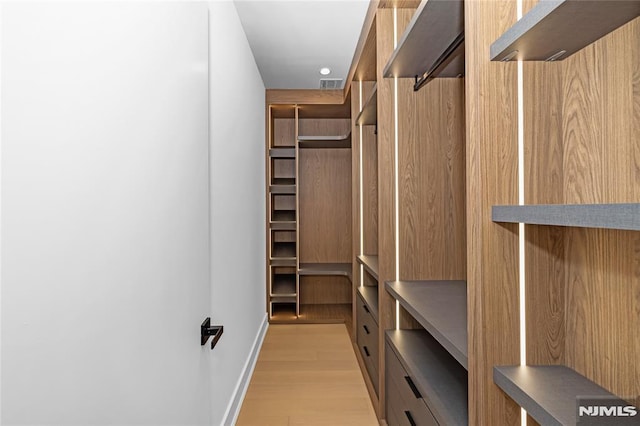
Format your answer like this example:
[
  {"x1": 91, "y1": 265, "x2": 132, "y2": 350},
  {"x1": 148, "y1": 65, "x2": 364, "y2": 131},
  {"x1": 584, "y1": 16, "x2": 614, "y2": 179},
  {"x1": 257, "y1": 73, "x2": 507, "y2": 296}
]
[
  {"x1": 385, "y1": 280, "x2": 467, "y2": 369},
  {"x1": 297, "y1": 132, "x2": 351, "y2": 149},
  {"x1": 356, "y1": 255, "x2": 379, "y2": 281},
  {"x1": 269, "y1": 147, "x2": 295, "y2": 158},
  {"x1": 269, "y1": 185, "x2": 296, "y2": 194},
  {"x1": 357, "y1": 285, "x2": 379, "y2": 320},
  {"x1": 356, "y1": 84, "x2": 377, "y2": 126},
  {"x1": 298, "y1": 263, "x2": 352, "y2": 281},
  {"x1": 494, "y1": 365, "x2": 633, "y2": 426},
  {"x1": 491, "y1": 0, "x2": 640, "y2": 61},
  {"x1": 383, "y1": 0, "x2": 464, "y2": 80},
  {"x1": 386, "y1": 330, "x2": 468, "y2": 426},
  {"x1": 492, "y1": 203, "x2": 640, "y2": 231}
]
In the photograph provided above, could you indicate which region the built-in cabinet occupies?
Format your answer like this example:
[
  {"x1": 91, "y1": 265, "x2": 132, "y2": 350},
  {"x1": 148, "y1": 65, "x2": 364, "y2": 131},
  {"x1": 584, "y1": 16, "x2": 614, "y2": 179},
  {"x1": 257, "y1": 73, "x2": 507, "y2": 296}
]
[
  {"x1": 264, "y1": 1, "x2": 640, "y2": 424},
  {"x1": 348, "y1": 0, "x2": 639, "y2": 425},
  {"x1": 266, "y1": 96, "x2": 353, "y2": 327}
]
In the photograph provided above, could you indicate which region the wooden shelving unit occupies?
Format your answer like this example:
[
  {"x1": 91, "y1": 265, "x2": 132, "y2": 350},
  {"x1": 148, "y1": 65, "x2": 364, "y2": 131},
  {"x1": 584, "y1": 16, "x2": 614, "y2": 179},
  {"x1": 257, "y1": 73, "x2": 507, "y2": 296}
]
[
  {"x1": 492, "y1": 203, "x2": 640, "y2": 231},
  {"x1": 386, "y1": 330, "x2": 468, "y2": 426},
  {"x1": 477, "y1": 1, "x2": 640, "y2": 424},
  {"x1": 355, "y1": 84, "x2": 377, "y2": 126},
  {"x1": 490, "y1": 0, "x2": 640, "y2": 61},
  {"x1": 267, "y1": 95, "x2": 353, "y2": 327},
  {"x1": 383, "y1": 0, "x2": 464, "y2": 89},
  {"x1": 494, "y1": 365, "x2": 631, "y2": 426},
  {"x1": 386, "y1": 280, "x2": 467, "y2": 369},
  {"x1": 356, "y1": 254, "x2": 379, "y2": 280}
]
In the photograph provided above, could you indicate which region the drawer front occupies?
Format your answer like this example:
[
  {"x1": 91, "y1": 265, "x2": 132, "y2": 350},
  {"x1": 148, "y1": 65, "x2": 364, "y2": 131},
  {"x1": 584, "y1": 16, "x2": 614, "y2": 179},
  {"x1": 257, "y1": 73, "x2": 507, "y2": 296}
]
[
  {"x1": 358, "y1": 337, "x2": 378, "y2": 393},
  {"x1": 386, "y1": 343, "x2": 438, "y2": 426}
]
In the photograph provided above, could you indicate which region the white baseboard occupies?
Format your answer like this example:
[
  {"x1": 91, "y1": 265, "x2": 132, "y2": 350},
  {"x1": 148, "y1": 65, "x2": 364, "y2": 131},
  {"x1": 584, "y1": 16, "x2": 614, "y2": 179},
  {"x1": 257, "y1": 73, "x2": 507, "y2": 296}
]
[{"x1": 221, "y1": 312, "x2": 268, "y2": 426}]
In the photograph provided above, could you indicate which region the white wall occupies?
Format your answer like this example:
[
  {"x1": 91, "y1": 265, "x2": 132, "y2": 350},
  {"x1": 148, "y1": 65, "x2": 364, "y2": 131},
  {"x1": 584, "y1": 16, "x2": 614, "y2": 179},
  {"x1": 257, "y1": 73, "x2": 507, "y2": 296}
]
[
  {"x1": 1, "y1": 3, "x2": 213, "y2": 425},
  {"x1": 207, "y1": 2, "x2": 267, "y2": 424}
]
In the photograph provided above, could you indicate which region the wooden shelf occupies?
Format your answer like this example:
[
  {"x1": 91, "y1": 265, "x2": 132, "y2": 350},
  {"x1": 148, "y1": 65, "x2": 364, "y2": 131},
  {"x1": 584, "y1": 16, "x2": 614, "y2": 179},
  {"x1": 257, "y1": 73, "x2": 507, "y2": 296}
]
[
  {"x1": 386, "y1": 330, "x2": 468, "y2": 426},
  {"x1": 270, "y1": 258, "x2": 296, "y2": 267},
  {"x1": 356, "y1": 255, "x2": 379, "y2": 281},
  {"x1": 494, "y1": 365, "x2": 633, "y2": 426},
  {"x1": 385, "y1": 280, "x2": 467, "y2": 369},
  {"x1": 298, "y1": 263, "x2": 351, "y2": 280},
  {"x1": 270, "y1": 221, "x2": 296, "y2": 231},
  {"x1": 492, "y1": 203, "x2": 640, "y2": 231},
  {"x1": 356, "y1": 84, "x2": 377, "y2": 126},
  {"x1": 271, "y1": 274, "x2": 296, "y2": 297},
  {"x1": 357, "y1": 285, "x2": 378, "y2": 320},
  {"x1": 491, "y1": 1, "x2": 640, "y2": 62},
  {"x1": 269, "y1": 184, "x2": 296, "y2": 194},
  {"x1": 297, "y1": 132, "x2": 351, "y2": 149},
  {"x1": 383, "y1": 0, "x2": 464, "y2": 80},
  {"x1": 269, "y1": 147, "x2": 295, "y2": 158}
]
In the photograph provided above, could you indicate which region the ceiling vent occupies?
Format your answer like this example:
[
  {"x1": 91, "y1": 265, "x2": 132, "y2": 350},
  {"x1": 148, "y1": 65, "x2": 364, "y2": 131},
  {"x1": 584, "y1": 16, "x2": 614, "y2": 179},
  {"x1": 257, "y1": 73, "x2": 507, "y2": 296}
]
[{"x1": 319, "y1": 78, "x2": 343, "y2": 90}]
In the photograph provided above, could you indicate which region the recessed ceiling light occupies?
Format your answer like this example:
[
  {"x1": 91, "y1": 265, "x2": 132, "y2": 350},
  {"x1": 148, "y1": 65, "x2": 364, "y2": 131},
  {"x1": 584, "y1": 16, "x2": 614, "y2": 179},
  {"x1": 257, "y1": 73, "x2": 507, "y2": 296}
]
[{"x1": 319, "y1": 67, "x2": 331, "y2": 75}]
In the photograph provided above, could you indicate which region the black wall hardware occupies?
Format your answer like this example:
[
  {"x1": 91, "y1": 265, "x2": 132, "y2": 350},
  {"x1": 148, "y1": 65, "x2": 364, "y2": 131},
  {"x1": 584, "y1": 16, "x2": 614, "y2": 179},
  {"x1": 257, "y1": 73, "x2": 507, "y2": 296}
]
[{"x1": 201, "y1": 317, "x2": 223, "y2": 349}]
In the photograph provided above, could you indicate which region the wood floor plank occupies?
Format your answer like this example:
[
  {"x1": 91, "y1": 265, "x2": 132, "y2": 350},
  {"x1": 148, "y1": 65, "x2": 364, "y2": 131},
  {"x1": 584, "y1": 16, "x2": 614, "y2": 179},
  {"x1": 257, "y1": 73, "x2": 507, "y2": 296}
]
[{"x1": 236, "y1": 324, "x2": 377, "y2": 426}]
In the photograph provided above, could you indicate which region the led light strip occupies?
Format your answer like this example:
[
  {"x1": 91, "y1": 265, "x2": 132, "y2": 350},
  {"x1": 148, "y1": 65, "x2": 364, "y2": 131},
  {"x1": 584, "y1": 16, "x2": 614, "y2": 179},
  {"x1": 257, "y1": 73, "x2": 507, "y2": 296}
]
[
  {"x1": 359, "y1": 80, "x2": 364, "y2": 287},
  {"x1": 516, "y1": 1, "x2": 527, "y2": 425},
  {"x1": 393, "y1": 8, "x2": 401, "y2": 330}
]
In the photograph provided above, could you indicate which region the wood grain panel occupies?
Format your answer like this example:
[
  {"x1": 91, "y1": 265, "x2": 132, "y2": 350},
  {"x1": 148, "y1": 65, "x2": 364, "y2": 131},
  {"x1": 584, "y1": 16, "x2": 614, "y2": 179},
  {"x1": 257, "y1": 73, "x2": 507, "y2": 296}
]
[
  {"x1": 273, "y1": 118, "x2": 295, "y2": 147},
  {"x1": 561, "y1": 18, "x2": 640, "y2": 402},
  {"x1": 523, "y1": 41, "x2": 566, "y2": 371},
  {"x1": 267, "y1": 89, "x2": 344, "y2": 105},
  {"x1": 375, "y1": 8, "x2": 414, "y2": 421},
  {"x1": 299, "y1": 276, "x2": 352, "y2": 305},
  {"x1": 298, "y1": 147, "x2": 352, "y2": 264},
  {"x1": 360, "y1": 78, "x2": 379, "y2": 256},
  {"x1": 465, "y1": 1, "x2": 520, "y2": 425},
  {"x1": 298, "y1": 118, "x2": 351, "y2": 138},
  {"x1": 378, "y1": 0, "x2": 421, "y2": 9},
  {"x1": 397, "y1": 77, "x2": 466, "y2": 281},
  {"x1": 345, "y1": 1, "x2": 379, "y2": 99},
  {"x1": 354, "y1": 16, "x2": 378, "y2": 82}
]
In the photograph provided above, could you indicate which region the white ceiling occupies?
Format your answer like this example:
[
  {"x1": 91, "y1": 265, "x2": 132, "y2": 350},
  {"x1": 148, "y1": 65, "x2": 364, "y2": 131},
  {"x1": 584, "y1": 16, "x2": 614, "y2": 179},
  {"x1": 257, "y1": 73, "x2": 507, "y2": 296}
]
[{"x1": 233, "y1": 0, "x2": 369, "y2": 89}]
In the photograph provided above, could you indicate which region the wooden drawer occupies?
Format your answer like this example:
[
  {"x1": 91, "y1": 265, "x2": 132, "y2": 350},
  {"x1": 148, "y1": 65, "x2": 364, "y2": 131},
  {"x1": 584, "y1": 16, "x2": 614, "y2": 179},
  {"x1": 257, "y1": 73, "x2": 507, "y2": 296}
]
[{"x1": 386, "y1": 342, "x2": 438, "y2": 426}]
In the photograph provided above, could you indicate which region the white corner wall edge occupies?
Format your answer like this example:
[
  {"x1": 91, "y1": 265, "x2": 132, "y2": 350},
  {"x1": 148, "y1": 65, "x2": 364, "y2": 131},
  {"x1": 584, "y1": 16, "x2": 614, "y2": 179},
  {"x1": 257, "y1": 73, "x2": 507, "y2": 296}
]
[{"x1": 221, "y1": 313, "x2": 268, "y2": 426}]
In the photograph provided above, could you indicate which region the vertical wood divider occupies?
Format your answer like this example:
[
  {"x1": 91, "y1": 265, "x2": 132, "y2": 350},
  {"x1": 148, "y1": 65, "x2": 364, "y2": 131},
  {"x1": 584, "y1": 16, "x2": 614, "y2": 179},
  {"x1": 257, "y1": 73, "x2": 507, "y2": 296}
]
[{"x1": 465, "y1": 0, "x2": 521, "y2": 424}]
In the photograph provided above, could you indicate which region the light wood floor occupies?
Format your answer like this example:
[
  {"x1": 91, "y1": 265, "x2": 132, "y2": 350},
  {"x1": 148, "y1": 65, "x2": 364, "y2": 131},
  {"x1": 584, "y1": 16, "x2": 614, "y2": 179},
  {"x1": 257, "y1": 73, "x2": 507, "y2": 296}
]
[{"x1": 236, "y1": 324, "x2": 378, "y2": 426}]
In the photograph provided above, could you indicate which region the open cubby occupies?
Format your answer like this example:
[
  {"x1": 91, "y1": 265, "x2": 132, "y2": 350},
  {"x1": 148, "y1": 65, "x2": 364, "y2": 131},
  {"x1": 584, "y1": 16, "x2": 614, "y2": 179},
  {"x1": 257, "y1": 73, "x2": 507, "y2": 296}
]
[
  {"x1": 270, "y1": 301, "x2": 297, "y2": 321},
  {"x1": 270, "y1": 193, "x2": 296, "y2": 223},
  {"x1": 271, "y1": 230, "x2": 296, "y2": 259},
  {"x1": 270, "y1": 157, "x2": 295, "y2": 186},
  {"x1": 271, "y1": 266, "x2": 296, "y2": 297}
]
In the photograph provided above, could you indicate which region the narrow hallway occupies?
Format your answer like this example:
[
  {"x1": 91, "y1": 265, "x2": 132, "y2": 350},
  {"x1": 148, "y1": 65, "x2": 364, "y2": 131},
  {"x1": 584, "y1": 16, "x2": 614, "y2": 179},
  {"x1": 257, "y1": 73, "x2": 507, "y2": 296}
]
[{"x1": 237, "y1": 324, "x2": 377, "y2": 425}]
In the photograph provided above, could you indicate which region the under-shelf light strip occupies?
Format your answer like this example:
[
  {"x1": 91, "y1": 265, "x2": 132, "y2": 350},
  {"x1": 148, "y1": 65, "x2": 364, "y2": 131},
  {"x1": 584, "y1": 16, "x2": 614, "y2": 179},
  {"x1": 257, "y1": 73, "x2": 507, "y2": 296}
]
[
  {"x1": 359, "y1": 80, "x2": 364, "y2": 287},
  {"x1": 393, "y1": 8, "x2": 400, "y2": 330},
  {"x1": 516, "y1": 1, "x2": 527, "y2": 426}
]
